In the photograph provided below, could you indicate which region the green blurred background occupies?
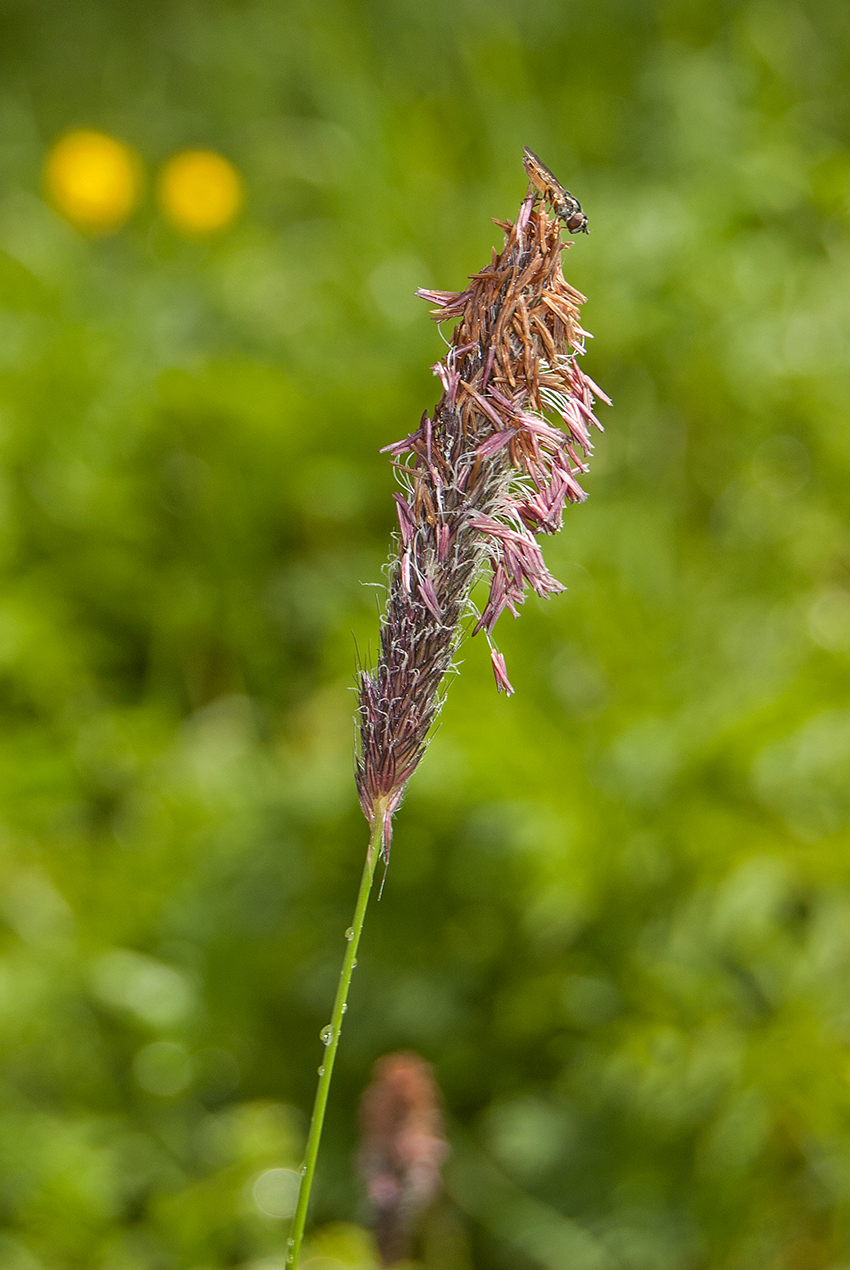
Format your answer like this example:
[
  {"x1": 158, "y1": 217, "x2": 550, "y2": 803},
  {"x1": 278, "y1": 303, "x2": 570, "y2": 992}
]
[{"x1": 1, "y1": 0, "x2": 850, "y2": 1266}]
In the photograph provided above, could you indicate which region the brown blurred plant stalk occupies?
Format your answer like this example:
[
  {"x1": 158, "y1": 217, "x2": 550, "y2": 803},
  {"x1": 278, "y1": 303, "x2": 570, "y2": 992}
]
[
  {"x1": 359, "y1": 1053, "x2": 449, "y2": 1266},
  {"x1": 288, "y1": 156, "x2": 607, "y2": 1268}
]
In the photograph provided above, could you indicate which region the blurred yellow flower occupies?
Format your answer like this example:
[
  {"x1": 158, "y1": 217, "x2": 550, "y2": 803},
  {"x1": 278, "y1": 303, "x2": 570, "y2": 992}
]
[
  {"x1": 158, "y1": 150, "x2": 244, "y2": 235},
  {"x1": 44, "y1": 130, "x2": 142, "y2": 233}
]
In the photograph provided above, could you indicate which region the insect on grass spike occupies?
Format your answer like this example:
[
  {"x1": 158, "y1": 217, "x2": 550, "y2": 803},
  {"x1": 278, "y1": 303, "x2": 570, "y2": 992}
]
[{"x1": 522, "y1": 146, "x2": 589, "y2": 234}]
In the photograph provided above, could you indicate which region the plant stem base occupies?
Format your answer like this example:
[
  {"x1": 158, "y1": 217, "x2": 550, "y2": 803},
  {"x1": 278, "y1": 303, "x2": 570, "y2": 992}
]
[{"x1": 287, "y1": 812, "x2": 385, "y2": 1266}]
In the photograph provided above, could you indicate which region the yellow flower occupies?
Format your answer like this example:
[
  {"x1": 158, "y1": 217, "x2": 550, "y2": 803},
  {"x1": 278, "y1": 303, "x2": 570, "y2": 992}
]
[
  {"x1": 44, "y1": 130, "x2": 143, "y2": 233},
  {"x1": 158, "y1": 150, "x2": 244, "y2": 235}
]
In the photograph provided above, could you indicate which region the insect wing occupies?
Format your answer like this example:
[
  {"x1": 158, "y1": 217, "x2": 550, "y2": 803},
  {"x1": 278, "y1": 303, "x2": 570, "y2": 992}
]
[{"x1": 522, "y1": 146, "x2": 562, "y2": 199}]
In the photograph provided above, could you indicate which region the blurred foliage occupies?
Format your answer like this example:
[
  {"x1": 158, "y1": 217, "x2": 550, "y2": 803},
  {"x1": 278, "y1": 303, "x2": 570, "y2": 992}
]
[{"x1": 0, "y1": 0, "x2": 849, "y2": 1267}]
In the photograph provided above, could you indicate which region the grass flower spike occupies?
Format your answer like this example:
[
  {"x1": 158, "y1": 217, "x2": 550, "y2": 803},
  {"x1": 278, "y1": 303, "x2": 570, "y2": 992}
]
[{"x1": 356, "y1": 162, "x2": 610, "y2": 856}]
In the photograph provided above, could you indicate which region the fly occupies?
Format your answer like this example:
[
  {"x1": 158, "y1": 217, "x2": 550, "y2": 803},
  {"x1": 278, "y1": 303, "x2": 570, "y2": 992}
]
[{"x1": 522, "y1": 146, "x2": 589, "y2": 234}]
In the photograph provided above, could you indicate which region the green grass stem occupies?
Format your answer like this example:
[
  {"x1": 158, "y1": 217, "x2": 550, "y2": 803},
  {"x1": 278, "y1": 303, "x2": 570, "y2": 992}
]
[{"x1": 287, "y1": 811, "x2": 385, "y2": 1266}]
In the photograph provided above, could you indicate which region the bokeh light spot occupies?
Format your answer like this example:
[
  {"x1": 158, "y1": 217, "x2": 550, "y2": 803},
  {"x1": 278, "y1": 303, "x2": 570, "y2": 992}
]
[
  {"x1": 252, "y1": 1167, "x2": 300, "y2": 1218},
  {"x1": 44, "y1": 130, "x2": 142, "y2": 233},
  {"x1": 158, "y1": 150, "x2": 244, "y2": 235}
]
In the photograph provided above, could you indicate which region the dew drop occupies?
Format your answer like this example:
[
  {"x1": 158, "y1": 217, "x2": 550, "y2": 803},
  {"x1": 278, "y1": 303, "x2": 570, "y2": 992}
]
[
  {"x1": 317, "y1": 1065, "x2": 325, "y2": 1076},
  {"x1": 341, "y1": 1003, "x2": 348, "y2": 1014},
  {"x1": 320, "y1": 1024, "x2": 334, "y2": 1046},
  {"x1": 288, "y1": 1238, "x2": 295, "y2": 1248},
  {"x1": 300, "y1": 1164, "x2": 307, "y2": 1177},
  {"x1": 352, "y1": 959, "x2": 358, "y2": 968},
  {"x1": 345, "y1": 927, "x2": 355, "y2": 941}
]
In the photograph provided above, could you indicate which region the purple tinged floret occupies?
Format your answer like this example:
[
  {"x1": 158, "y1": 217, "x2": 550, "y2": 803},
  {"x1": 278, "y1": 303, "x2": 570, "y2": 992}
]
[{"x1": 490, "y1": 648, "x2": 515, "y2": 696}]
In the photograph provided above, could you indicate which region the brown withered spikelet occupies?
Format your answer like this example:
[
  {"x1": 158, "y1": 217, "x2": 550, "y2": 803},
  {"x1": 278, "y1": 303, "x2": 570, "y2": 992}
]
[
  {"x1": 359, "y1": 1052, "x2": 449, "y2": 1267},
  {"x1": 356, "y1": 161, "x2": 609, "y2": 854}
]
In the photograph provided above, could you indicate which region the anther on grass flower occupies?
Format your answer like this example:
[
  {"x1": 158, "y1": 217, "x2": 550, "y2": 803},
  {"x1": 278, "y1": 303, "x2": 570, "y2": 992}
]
[
  {"x1": 359, "y1": 1052, "x2": 449, "y2": 1267},
  {"x1": 356, "y1": 163, "x2": 609, "y2": 857}
]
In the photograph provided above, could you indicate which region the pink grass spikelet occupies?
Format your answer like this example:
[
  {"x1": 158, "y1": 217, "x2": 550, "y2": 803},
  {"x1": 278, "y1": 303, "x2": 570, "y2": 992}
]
[
  {"x1": 490, "y1": 648, "x2": 515, "y2": 696},
  {"x1": 355, "y1": 152, "x2": 609, "y2": 855}
]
